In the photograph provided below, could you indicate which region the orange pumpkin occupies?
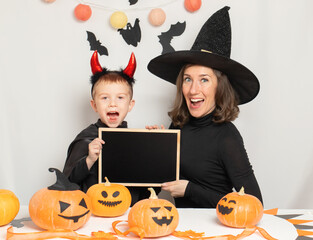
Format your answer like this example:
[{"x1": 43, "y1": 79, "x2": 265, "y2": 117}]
[
  {"x1": 216, "y1": 187, "x2": 263, "y2": 228},
  {"x1": 0, "y1": 189, "x2": 20, "y2": 226},
  {"x1": 86, "y1": 177, "x2": 131, "y2": 217},
  {"x1": 128, "y1": 188, "x2": 179, "y2": 237},
  {"x1": 29, "y1": 168, "x2": 91, "y2": 230}
]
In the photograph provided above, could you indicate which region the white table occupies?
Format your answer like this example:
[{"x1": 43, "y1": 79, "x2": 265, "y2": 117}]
[{"x1": 2, "y1": 206, "x2": 313, "y2": 239}]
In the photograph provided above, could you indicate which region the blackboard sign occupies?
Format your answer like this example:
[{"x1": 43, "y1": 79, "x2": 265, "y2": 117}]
[{"x1": 98, "y1": 128, "x2": 180, "y2": 186}]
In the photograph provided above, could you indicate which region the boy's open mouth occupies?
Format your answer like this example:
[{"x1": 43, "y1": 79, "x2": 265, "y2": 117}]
[{"x1": 107, "y1": 111, "x2": 119, "y2": 120}]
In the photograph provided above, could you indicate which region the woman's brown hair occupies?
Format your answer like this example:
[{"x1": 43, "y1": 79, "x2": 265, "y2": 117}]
[{"x1": 168, "y1": 65, "x2": 239, "y2": 127}]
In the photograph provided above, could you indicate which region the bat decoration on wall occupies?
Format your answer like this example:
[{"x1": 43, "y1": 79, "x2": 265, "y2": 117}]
[
  {"x1": 118, "y1": 18, "x2": 141, "y2": 47},
  {"x1": 86, "y1": 31, "x2": 108, "y2": 56},
  {"x1": 158, "y1": 21, "x2": 186, "y2": 54},
  {"x1": 129, "y1": 0, "x2": 138, "y2": 5}
]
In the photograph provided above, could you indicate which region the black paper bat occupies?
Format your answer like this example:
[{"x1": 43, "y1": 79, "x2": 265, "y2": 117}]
[
  {"x1": 158, "y1": 21, "x2": 186, "y2": 54},
  {"x1": 86, "y1": 31, "x2": 108, "y2": 56},
  {"x1": 118, "y1": 18, "x2": 141, "y2": 47},
  {"x1": 129, "y1": 0, "x2": 138, "y2": 5},
  {"x1": 10, "y1": 217, "x2": 32, "y2": 228}
]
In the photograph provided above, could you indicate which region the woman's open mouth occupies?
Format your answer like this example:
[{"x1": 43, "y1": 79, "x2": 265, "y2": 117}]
[{"x1": 190, "y1": 98, "x2": 204, "y2": 108}]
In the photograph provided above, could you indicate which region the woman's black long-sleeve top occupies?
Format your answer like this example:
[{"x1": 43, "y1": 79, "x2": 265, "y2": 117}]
[{"x1": 170, "y1": 112, "x2": 263, "y2": 208}]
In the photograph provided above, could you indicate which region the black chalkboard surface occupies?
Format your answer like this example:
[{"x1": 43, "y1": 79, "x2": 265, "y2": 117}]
[{"x1": 98, "y1": 128, "x2": 180, "y2": 186}]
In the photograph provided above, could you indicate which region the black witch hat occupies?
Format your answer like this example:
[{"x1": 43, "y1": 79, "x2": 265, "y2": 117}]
[{"x1": 147, "y1": 6, "x2": 259, "y2": 104}]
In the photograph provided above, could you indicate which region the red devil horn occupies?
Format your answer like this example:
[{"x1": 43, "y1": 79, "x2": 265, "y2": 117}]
[
  {"x1": 90, "y1": 51, "x2": 102, "y2": 74},
  {"x1": 123, "y1": 52, "x2": 136, "y2": 78}
]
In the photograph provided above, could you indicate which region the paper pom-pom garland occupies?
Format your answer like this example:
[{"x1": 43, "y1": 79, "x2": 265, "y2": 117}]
[
  {"x1": 74, "y1": 4, "x2": 92, "y2": 21},
  {"x1": 110, "y1": 11, "x2": 128, "y2": 29},
  {"x1": 148, "y1": 8, "x2": 166, "y2": 26},
  {"x1": 184, "y1": 0, "x2": 202, "y2": 12},
  {"x1": 0, "y1": 189, "x2": 20, "y2": 226},
  {"x1": 45, "y1": 2, "x2": 202, "y2": 26}
]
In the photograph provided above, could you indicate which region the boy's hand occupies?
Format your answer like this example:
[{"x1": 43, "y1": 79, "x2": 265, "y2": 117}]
[
  {"x1": 86, "y1": 138, "x2": 105, "y2": 170},
  {"x1": 145, "y1": 124, "x2": 165, "y2": 130}
]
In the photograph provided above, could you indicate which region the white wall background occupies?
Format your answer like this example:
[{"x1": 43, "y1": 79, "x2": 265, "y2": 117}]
[{"x1": 1, "y1": 0, "x2": 312, "y2": 209}]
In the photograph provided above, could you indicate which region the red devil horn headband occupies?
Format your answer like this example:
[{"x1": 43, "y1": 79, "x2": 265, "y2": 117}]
[
  {"x1": 123, "y1": 52, "x2": 136, "y2": 78},
  {"x1": 90, "y1": 51, "x2": 137, "y2": 78},
  {"x1": 90, "y1": 51, "x2": 102, "y2": 75}
]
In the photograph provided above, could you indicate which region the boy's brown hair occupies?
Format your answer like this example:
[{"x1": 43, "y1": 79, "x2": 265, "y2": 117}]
[
  {"x1": 90, "y1": 51, "x2": 136, "y2": 98},
  {"x1": 91, "y1": 72, "x2": 134, "y2": 99}
]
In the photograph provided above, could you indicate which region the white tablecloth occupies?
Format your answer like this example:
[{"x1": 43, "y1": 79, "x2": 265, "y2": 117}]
[{"x1": 1, "y1": 206, "x2": 313, "y2": 239}]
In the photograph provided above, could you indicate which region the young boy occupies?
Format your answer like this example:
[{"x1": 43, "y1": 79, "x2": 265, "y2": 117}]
[{"x1": 63, "y1": 51, "x2": 149, "y2": 205}]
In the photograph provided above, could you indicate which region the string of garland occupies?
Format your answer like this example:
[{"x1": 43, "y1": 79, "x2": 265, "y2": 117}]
[
  {"x1": 44, "y1": 0, "x2": 202, "y2": 25},
  {"x1": 77, "y1": 0, "x2": 180, "y2": 12}
]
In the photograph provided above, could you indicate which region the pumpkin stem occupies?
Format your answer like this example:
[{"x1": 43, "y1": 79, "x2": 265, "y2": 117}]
[
  {"x1": 104, "y1": 177, "x2": 111, "y2": 186},
  {"x1": 238, "y1": 187, "x2": 245, "y2": 196},
  {"x1": 148, "y1": 188, "x2": 158, "y2": 199}
]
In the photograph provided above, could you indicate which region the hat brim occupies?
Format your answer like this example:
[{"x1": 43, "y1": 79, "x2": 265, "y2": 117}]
[{"x1": 147, "y1": 51, "x2": 260, "y2": 105}]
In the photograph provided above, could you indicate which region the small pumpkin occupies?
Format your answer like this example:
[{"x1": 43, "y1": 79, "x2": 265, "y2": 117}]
[
  {"x1": 128, "y1": 188, "x2": 179, "y2": 237},
  {"x1": 29, "y1": 168, "x2": 91, "y2": 230},
  {"x1": 86, "y1": 177, "x2": 131, "y2": 217},
  {"x1": 216, "y1": 187, "x2": 263, "y2": 228},
  {"x1": 0, "y1": 189, "x2": 20, "y2": 226}
]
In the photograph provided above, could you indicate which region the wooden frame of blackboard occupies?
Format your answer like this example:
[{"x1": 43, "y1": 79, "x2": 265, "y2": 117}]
[{"x1": 98, "y1": 128, "x2": 180, "y2": 187}]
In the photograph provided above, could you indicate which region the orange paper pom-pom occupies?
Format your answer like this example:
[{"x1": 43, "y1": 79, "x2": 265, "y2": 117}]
[
  {"x1": 148, "y1": 8, "x2": 166, "y2": 26},
  {"x1": 74, "y1": 4, "x2": 92, "y2": 21},
  {"x1": 184, "y1": 0, "x2": 202, "y2": 12}
]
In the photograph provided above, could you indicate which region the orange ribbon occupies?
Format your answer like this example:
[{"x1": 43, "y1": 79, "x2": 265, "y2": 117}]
[
  {"x1": 172, "y1": 226, "x2": 278, "y2": 240},
  {"x1": 112, "y1": 221, "x2": 277, "y2": 240},
  {"x1": 112, "y1": 220, "x2": 145, "y2": 239},
  {"x1": 6, "y1": 226, "x2": 118, "y2": 240},
  {"x1": 6, "y1": 222, "x2": 278, "y2": 240}
]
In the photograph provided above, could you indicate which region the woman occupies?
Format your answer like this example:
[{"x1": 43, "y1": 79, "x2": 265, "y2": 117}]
[{"x1": 147, "y1": 6, "x2": 262, "y2": 208}]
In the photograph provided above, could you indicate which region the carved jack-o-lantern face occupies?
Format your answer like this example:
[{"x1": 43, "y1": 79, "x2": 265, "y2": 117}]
[
  {"x1": 128, "y1": 188, "x2": 179, "y2": 238},
  {"x1": 58, "y1": 197, "x2": 90, "y2": 222},
  {"x1": 216, "y1": 187, "x2": 263, "y2": 228},
  {"x1": 29, "y1": 168, "x2": 91, "y2": 230},
  {"x1": 217, "y1": 196, "x2": 236, "y2": 215},
  {"x1": 150, "y1": 206, "x2": 174, "y2": 226},
  {"x1": 87, "y1": 178, "x2": 131, "y2": 217},
  {"x1": 99, "y1": 189, "x2": 122, "y2": 207}
]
